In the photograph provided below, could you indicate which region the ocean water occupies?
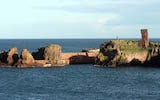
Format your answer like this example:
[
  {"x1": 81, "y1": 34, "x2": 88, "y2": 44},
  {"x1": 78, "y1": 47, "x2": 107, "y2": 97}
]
[
  {"x1": 0, "y1": 39, "x2": 106, "y2": 52},
  {"x1": 0, "y1": 39, "x2": 160, "y2": 100}
]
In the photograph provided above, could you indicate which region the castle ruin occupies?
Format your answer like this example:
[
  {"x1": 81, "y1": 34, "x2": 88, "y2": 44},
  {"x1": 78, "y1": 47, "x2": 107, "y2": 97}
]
[{"x1": 138, "y1": 29, "x2": 149, "y2": 48}]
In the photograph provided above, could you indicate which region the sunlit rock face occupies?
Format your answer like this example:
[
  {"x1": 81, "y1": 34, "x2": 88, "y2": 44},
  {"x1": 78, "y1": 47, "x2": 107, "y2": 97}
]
[
  {"x1": 32, "y1": 44, "x2": 62, "y2": 65},
  {"x1": 7, "y1": 47, "x2": 19, "y2": 66},
  {"x1": 20, "y1": 49, "x2": 35, "y2": 65},
  {"x1": 44, "y1": 44, "x2": 62, "y2": 64},
  {"x1": 96, "y1": 40, "x2": 149, "y2": 67}
]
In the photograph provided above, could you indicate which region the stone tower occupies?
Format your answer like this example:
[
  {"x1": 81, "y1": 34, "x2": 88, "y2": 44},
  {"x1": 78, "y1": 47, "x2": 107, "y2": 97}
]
[{"x1": 140, "y1": 29, "x2": 149, "y2": 48}]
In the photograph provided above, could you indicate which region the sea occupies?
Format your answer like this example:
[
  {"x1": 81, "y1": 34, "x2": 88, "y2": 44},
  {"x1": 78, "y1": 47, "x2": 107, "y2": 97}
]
[{"x1": 0, "y1": 39, "x2": 160, "y2": 100}]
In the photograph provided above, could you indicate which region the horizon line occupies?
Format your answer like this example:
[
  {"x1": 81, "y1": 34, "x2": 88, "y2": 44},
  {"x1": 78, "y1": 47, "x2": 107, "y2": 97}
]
[{"x1": 0, "y1": 38, "x2": 159, "y2": 39}]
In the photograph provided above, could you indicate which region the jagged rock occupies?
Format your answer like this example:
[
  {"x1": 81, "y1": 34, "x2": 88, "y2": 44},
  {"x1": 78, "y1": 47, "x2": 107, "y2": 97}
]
[
  {"x1": 149, "y1": 42, "x2": 155, "y2": 47},
  {"x1": 144, "y1": 47, "x2": 160, "y2": 66},
  {"x1": 0, "y1": 51, "x2": 8, "y2": 63},
  {"x1": 32, "y1": 44, "x2": 63, "y2": 65},
  {"x1": 7, "y1": 47, "x2": 19, "y2": 65},
  {"x1": 20, "y1": 49, "x2": 34, "y2": 65},
  {"x1": 97, "y1": 40, "x2": 149, "y2": 67},
  {"x1": 44, "y1": 44, "x2": 61, "y2": 64},
  {"x1": 32, "y1": 44, "x2": 62, "y2": 64},
  {"x1": 97, "y1": 40, "x2": 122, "y2": 66},
  {"x1": 109, "y1": 53, "x2": 128, "y2": 66},
  {"x1": 32, "y1": 47, "x2": 45, "y2": 60}
]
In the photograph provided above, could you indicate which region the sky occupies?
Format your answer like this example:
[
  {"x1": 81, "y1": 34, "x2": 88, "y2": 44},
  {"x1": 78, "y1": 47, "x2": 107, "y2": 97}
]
[{"x1": 0, "y1": 0, "x2": 160, "y2": 39}]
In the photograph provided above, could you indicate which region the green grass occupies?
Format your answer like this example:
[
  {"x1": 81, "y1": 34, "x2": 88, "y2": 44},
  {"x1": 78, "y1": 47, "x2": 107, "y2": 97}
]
[
  {"x1": 114, "y1": 40, "x2": 148, "y2": 53},
  {"x1": 120, "y1": 46, "x2": 147, "y2": 53}
]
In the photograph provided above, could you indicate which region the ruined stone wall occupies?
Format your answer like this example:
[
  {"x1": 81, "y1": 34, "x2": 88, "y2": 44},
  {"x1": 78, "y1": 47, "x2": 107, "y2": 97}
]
[{"x1": 61, "y1": 52, "x2": 98, "y2": 64}]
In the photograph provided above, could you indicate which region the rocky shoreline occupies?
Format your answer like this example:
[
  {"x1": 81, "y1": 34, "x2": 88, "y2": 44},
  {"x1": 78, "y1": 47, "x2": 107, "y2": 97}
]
[
  {"x1": 95, "y1": 29, "x2": 160, "y2": 67},
  {"x1": 0, "y1": 44, "x2": 98, "y2": 68},
  {"x1": 0, "y1": 41, "x2": 160, "y2": 68},
  {"x1": 0, "y1": 40, "x2": 160, "y2": 68},
  {"x1": 0, "y1": 29, "x2": 159, "y2": 68},
  {"x1": 96, "y1": 40, "x2": 160, "y2": 67}
]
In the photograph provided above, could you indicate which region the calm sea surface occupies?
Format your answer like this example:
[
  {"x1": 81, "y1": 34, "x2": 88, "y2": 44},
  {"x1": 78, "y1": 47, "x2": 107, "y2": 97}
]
[{"x1": 0, "y1": 39, "x2": 160, "y2": 100}]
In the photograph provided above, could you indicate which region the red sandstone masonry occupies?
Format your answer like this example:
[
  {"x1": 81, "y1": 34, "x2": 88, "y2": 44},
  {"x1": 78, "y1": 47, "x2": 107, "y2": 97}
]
[
  {"x1": 61, "y1": 52, "x2": 98, "y2": 64},
  {"x1": 61, "y1": 52, "x2": 98, "y2": 59},
  {"x1": 32, "y1": 52, "x2": 98, "y2": 66},
  {"x1": 138, "y1": 29, "x2": 149, "y2": 48}
]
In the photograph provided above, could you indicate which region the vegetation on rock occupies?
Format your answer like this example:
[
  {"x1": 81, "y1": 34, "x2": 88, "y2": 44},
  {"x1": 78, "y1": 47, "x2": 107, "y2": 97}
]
[{"x1": 97, "y1": 40, "x2": 160, "y2": 67}]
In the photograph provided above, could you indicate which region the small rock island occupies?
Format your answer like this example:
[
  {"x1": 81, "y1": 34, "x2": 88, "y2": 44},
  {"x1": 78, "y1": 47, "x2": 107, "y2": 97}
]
[
  {"x1": 0, "y1": 29, "x2": 159, "y2": 68},
  {"x1": 96, "y1": 29, "x2": 160, "y2": 67}
]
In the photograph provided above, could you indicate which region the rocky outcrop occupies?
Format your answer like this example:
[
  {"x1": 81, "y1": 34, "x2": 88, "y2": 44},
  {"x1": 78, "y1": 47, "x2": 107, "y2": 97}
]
[
  {"x1": 144, "y1": 47, "x2": 160, "y2": 66},
  {"x1": 7, "y1": 47, "x2": 19, "y2": 66},
  {"x1": 44, "y1": 44, "x2": 61, "y2": 64},
  {"x1": 32, "y1": 47, "x2": 45, "y2": 60},
  {"x1": 20, "y1": 49, "x2": 34, "y2": 65},
  {"x1": 0, "y1": 40, "x2": 159, "y2": 68},
  {"x1": 0, "y1": 48, "x2": 19, "y2": 66},
  {"x1": 0, "y1": 44, "x2": 97, "y2": 67},
  {"x1": 0, "y1": 51, "x2": 8, "y2": 64},
  {"x1": 32, "y1": 44, "x2": 63, "y2": 65},
  {"x1": 96, "y1": 40, "x2": 150, "y2": 67}
]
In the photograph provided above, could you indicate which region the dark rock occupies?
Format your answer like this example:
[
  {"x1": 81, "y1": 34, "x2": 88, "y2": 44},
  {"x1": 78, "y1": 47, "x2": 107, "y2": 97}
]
[
  {"x1": 130, "y1": 59, "x2": 142, "y2": 65},
  {"x1": 69, "y1": 55, "x2": 95, "y2": 64},
  {"x1": 0, "y1": 51, "x2": 8, "y2": 63},
  {"x1": 32, "y1": 47, "x2": 45, "y2": 60}
]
